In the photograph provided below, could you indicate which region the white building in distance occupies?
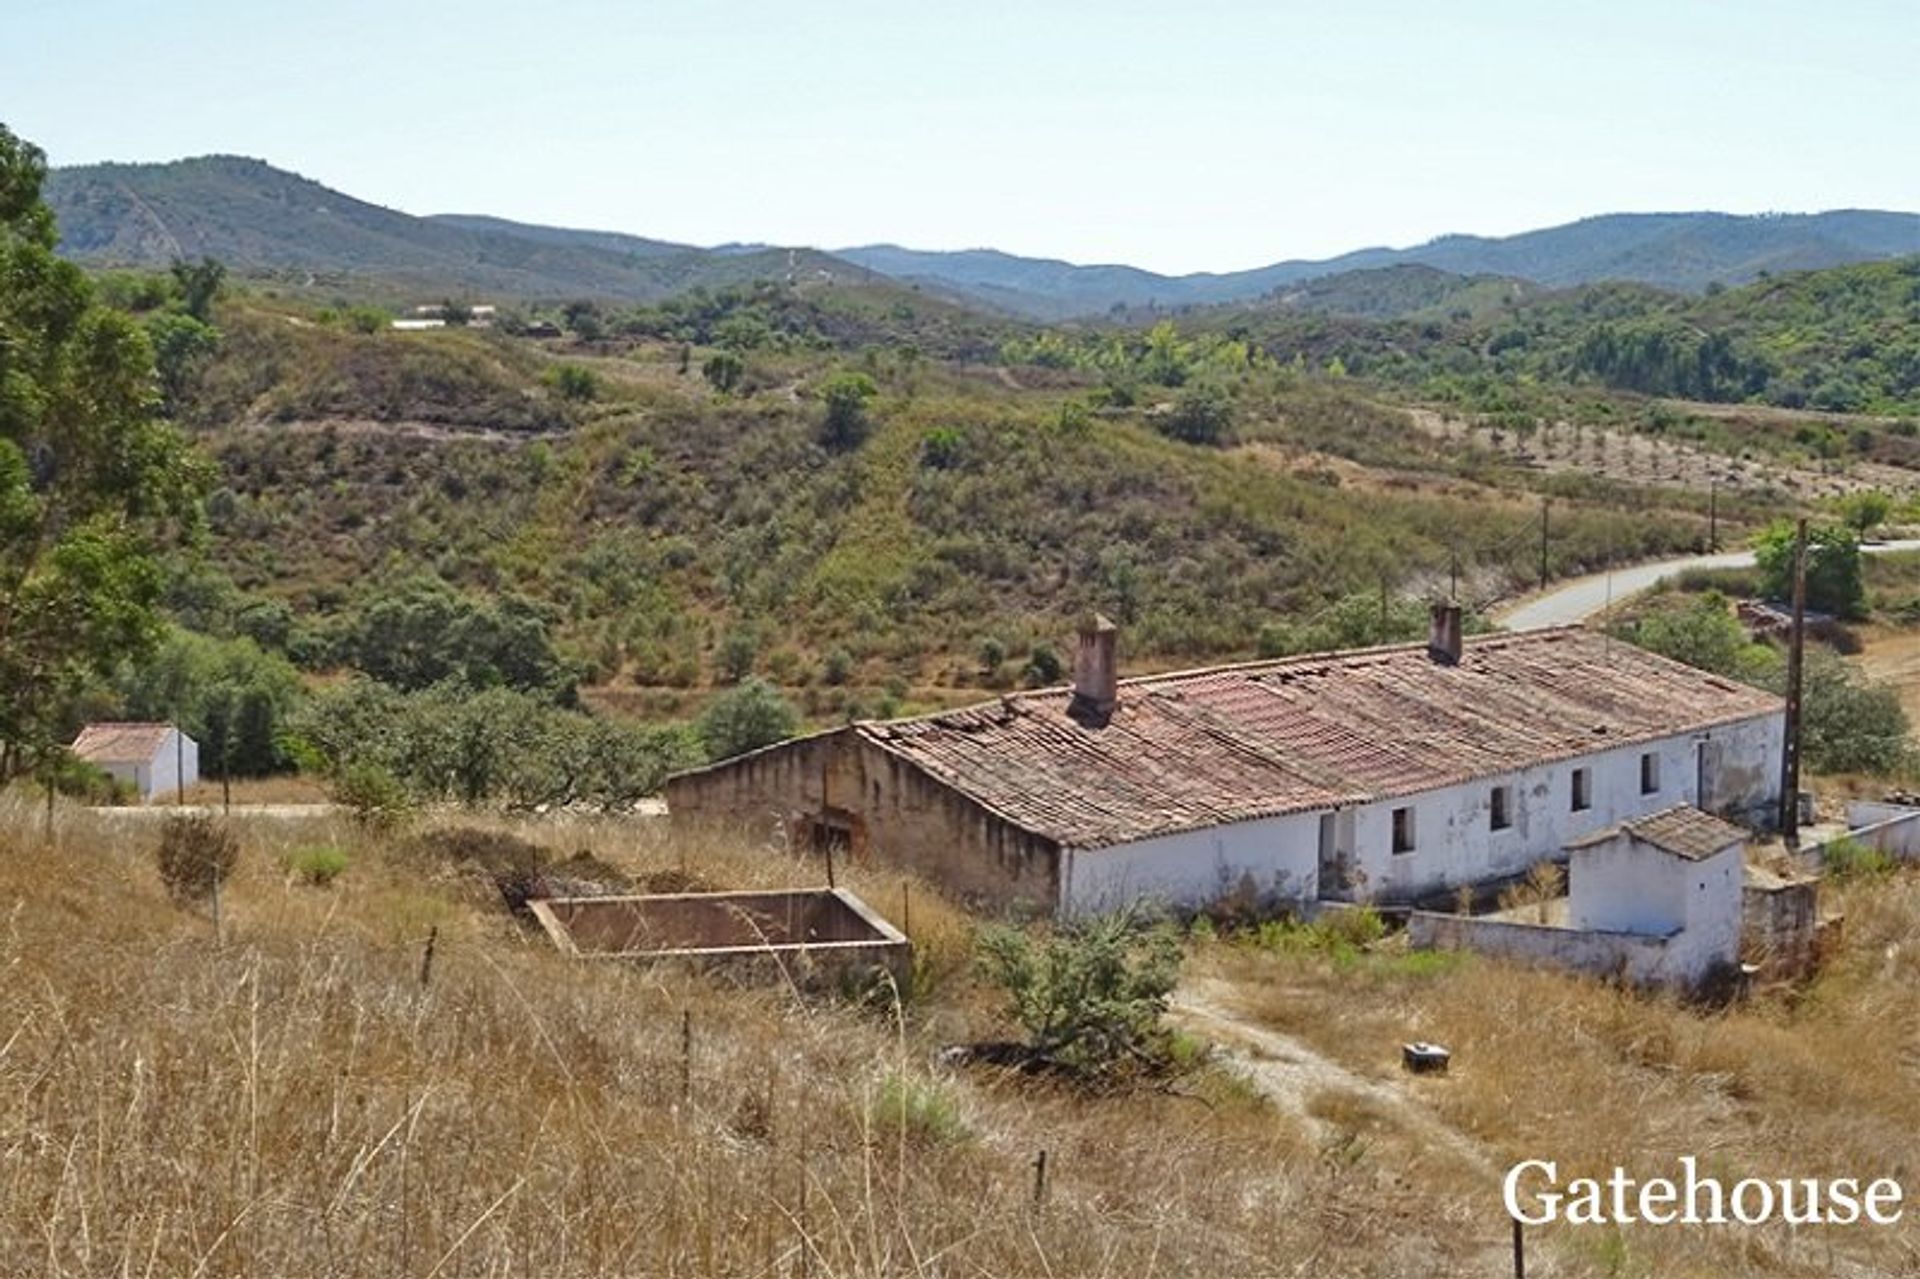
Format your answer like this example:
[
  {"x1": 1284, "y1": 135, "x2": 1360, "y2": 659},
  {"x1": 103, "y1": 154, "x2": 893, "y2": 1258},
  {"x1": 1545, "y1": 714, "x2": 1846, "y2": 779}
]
[{"x1": 70, "y1": 723, "x2": 198, "y2": 802}]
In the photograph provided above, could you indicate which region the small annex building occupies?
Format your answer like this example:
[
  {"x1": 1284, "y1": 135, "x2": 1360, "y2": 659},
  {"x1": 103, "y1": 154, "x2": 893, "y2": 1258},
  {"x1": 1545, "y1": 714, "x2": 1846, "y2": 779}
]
[
  {"x1": 70, "y1": 722, "x2": 198, "y2": 802},
  {"x1": 1409, "y1": 805, "x2": 1749, "y2": 992},
  {"x1": 667, "y1": 608, "x2": 1784, "y2": 916}
]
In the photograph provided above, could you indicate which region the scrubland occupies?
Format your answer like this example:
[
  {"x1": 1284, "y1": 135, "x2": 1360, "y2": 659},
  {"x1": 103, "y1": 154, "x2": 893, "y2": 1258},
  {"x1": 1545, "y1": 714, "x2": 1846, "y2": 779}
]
[{"x1": 4, "y1": 797, "x2": 1917, "y2": 1277}]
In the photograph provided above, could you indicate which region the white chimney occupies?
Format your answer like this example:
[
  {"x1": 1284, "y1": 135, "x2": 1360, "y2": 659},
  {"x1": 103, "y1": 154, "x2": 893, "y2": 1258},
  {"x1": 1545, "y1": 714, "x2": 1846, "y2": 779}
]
[{"x1": 1070, "y1": 615, "x2": 1119, "y2": 724}]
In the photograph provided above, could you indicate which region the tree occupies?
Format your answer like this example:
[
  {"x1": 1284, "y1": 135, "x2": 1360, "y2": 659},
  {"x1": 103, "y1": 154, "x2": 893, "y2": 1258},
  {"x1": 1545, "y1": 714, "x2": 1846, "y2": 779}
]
[
  {"x1": 0, "y1": 125, "x2": 205, "y2": 783},
  {"x1": 440, "y1": 300, "x2": 473, "y2": 327},
  {"x1": 702, "y1": 349, "x2": 744, "y2": 394},
  {"x1": 1836, "y1": 490, "x2": 1892, "y2": 539},
  {"x1": 975, "y1": 908, "x2": 1184, "y2": 1075},
  {"x1": 168, "y1": 256, "x2": 225, "y2": 323},
  {"x1": 698, "y1": 677, "x2": 797, "y2": 761},
  {"x1": 144, "y1": 311, "x2": 219, "y2": 415},
  {"x1": 818, "y1": 371, "x2": 878, "y2": 451},
  {"x1": 1753, "y1": 522, "x2": 1865, "y2": 619},
  {"x1": 116, "y1": 630, "x2": 303, "y2": 777}
]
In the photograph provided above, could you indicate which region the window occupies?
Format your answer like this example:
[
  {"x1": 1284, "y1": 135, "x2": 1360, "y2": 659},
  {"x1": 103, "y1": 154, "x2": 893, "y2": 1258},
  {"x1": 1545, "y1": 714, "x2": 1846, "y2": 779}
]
[
  {"x1": 1391, "y1": 806, "x2": 1416, "y2": 854},
  {"x1": 1571, "y1": 767, "x2": 1592, "y2": 812},
  {"x1": 1490, "y1": 785, "x2": 1513, "y2": 831},
  {"x1": 1639, "y1": 752, "x2": 1660, "y2": 796}
]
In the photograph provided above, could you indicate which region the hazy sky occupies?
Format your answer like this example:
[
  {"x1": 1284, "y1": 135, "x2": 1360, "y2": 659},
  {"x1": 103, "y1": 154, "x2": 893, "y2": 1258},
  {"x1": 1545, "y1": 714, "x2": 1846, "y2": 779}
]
[{"x1": 11, "y1": 0, "x2": 1917, "y2": 274}]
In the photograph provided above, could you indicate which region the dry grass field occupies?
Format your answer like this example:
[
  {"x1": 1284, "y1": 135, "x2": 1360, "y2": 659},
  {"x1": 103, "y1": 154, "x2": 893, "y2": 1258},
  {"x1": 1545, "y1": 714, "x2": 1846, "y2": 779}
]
[{"x1": 2, "y1": 797, "x2": 1917, "y2": 1277}]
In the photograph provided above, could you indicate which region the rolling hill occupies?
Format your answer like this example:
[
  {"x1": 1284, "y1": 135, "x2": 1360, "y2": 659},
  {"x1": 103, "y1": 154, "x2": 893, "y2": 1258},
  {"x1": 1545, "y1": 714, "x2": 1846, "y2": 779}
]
[
  {"x1": 43, "y1": 156, "x2": 877, "y2": 302},
  {"x1": 45, "y1": 154, "x2": 1920, "y2": 321},
  {"x1": 840, "y1": 211, "x2": 1920, "y2": 319}
]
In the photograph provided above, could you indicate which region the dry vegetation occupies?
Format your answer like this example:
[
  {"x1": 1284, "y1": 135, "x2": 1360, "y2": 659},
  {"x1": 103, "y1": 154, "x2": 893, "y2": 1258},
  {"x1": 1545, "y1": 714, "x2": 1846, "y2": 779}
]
[
  {"x1": 6, "y1": 797, "x2": 1918, "y2": 1276},
  {"x1": 1189, "y1": 890, "x2": 1920, "y2": 1278}
]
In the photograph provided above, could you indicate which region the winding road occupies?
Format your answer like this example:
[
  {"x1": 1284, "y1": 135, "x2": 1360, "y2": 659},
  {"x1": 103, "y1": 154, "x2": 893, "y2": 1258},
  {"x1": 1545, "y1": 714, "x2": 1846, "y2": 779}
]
[{"x1": 1496, "y1": 540, "x2": 1920, "y2": 631}]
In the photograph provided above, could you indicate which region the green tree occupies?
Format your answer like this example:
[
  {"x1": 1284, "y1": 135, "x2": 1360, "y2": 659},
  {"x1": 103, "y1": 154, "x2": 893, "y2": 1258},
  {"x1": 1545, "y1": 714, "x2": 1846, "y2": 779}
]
[
  {"x1": 701, "y1": 349, "x2": 744, "y2": 394},
  {"x1": 0, "y1": 125, "x2": 205, "y2": 783},
  {"x1": 1753, "y1": 523, "x2": 1865, "y2": 619},
  {"x1": 144, "y1": 311, "x2": 219, "y2": 415},
  {"x1": 818, "y1": 371, "x2": 878, "y2": 451},
  {"x1": 116, "y1": 629, "x2": 303, "y2": 777},
  {"x1": 975, "y1": 908, "x2": 1184, "y2": 1075},
  {"x1": 168, "y1": 256, "x2": 225, "y2": 323},
  {"x1": 1835, "y1": 490, "x2": 1892, "y2": 539},
  {"x1": 698, "y1": 677, "x2": 797, "y2": 761}
]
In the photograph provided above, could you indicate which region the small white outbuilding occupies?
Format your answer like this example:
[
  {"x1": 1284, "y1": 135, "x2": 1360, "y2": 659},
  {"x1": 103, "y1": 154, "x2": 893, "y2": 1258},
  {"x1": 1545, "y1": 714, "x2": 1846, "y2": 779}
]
[
  {"x1": 1566, "y1": 805, "x2": 1746, "y2": 987},
  {"x1": 70, "y1": 723, "x2": 198, "y2": 802}
]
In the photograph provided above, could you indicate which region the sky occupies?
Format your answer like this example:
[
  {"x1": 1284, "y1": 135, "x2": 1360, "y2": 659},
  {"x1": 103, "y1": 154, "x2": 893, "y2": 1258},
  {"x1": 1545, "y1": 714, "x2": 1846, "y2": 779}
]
[{"x1": 9, "y1": 0, "x2": 1918, "y2": 274}]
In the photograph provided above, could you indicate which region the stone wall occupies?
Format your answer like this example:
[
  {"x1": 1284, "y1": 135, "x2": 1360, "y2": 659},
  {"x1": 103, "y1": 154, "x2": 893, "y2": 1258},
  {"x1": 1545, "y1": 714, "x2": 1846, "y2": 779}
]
[{"x1": 666, "y1": 731, "x2": 1062, "y2": 915}]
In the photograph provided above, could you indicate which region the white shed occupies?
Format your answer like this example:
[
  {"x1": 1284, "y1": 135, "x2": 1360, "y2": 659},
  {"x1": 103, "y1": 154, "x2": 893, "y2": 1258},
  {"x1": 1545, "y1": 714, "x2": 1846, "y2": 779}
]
[
  {"x1": 1567, "y1": 805, "x2": 1745, "y2": 986},
  {"x1": 70, "y1": 723, "x2": 199, "y2": 802}
]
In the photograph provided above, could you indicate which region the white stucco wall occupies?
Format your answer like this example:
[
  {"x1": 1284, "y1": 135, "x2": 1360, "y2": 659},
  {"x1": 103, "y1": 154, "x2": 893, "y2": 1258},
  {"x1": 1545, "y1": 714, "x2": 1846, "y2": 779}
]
[
  {"x1": 1412, "y1": 838, "x2": 1741, "y2": 991},
  {"x1": 140, "y1": 730, "x2": 199, "y2": 801},
  {"x1": 1335, "y1": 713, "x2": 1780, "y2": 904},
  {"x1": 1060, "y1": 810, "x2": 1321, "y2": 916}
]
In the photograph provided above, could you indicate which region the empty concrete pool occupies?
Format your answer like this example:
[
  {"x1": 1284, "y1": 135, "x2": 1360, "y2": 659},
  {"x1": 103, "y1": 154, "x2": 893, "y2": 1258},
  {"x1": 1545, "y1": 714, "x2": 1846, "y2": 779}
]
[{"x1": 529, "y1": 887, "x2": 910, "y2": 988}]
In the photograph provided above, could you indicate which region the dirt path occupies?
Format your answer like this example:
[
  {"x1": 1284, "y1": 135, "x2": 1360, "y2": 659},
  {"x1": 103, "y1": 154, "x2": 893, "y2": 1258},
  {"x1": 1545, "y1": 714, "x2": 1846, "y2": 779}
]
[{"x1": 1172, "y1": 977, "x2": 1498, "y2": 1176}]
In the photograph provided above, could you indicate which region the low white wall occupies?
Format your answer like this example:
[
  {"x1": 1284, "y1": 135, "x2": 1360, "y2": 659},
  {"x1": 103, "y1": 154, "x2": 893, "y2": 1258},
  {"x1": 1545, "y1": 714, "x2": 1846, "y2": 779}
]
[
  {"x1": 1839, "y1": 801, "x2": 1920, "y2": 862},
  {"x1": 1409, "y1": 912, "x2": 1681, "y2": 987},
  {"x1": 1062, "y1": 810, "x2": 1321, "y2": 916}
]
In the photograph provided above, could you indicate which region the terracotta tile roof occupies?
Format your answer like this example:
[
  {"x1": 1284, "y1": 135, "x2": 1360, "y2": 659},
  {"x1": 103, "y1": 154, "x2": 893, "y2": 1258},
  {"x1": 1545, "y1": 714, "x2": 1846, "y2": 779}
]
[
  {"x1": 855, "y1": 628, "x2": 1780, "y2": 850},
  {"x1": 1615, "y1": 805, "x2": 1749, "y2": 861},
  {"x1": 70, "y1": 722, "x2": 174, "y2": 764}
]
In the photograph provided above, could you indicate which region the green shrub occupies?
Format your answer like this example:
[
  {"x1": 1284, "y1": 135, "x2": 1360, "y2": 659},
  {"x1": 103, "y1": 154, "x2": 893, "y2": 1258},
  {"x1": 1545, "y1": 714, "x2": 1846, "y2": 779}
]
[
  {"x1": 1823, "y1": 836, "x2": 1896, "y2": 881},
  {"x1": 975, "y1": 907, "x2": 1183, "y2": 1077},
  {"x1": 288, "y1": 844, "x2": 350, "y2": 887},
  {"x1": 868, "y1": 1072, "x2": 969, "y2": 1147},
  {"x1": 156, "y1": 815, "x2": 239, "y2": 905},
  {"x1": 333, "y1": 761, "x2": 413, "y2": 832}
]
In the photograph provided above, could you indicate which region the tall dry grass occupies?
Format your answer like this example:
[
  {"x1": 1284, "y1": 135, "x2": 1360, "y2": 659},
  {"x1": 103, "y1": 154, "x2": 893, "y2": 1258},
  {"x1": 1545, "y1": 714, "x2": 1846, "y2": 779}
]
[
  {"x1": 1195, "y1": 874, "x2": 1920, "y2": 1277},
  {"x1": 2, "y1": 797, "x2": 1340, "y2": 1278}
]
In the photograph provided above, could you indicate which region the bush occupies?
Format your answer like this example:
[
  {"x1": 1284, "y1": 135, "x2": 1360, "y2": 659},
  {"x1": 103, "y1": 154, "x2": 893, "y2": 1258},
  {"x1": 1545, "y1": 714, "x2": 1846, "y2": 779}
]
[
  {"x1": 698, "y1": 677, "x2": 799, "y2": 761},
  {"x1": 868, "y1": 1072, "x2": 969, "y2": 1147},
  {"x1": 544, "y1": 363, "x2": 599, "y2": 402},
  {"x1": 818, "y1": 371, "x2": 878, "y2": 451},
  {"x1": 287, "y1": 844, "x2": 350, "y2": 887},
  {"x1": 1753, "y1": 522, "x2": 1865, "y2": 619},
  {"x1": 156, "y1": 815, "x2": 239, "y2": 905},
  {"x1": 1158, "y1": 383, "x2": 1234, "y2": 445},
  {"x1": 975, "y1": 908, "x2": 1183, "y2": 1077},
  {"x1": 1822, "y1": 836, "x2": 1896, "y2": 881},
  {"x1": 333, "y1": 761, "x2": 413, "y2": 832}
]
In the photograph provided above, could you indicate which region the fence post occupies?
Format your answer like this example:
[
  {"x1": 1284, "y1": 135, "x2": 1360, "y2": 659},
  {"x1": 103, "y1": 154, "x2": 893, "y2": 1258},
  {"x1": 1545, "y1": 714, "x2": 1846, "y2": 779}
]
[
  {"x1": 1032, "y1": 1149, "x2": 1048, "y2": 1209},
  {"x1": 1512, "y1": 1217, "x2": 1525, "y2": 1279}
]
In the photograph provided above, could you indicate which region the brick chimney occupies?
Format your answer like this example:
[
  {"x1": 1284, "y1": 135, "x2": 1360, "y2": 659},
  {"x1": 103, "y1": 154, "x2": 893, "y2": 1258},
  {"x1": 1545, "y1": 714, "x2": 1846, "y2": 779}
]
[
  {"x1": 1069, "y1": 614, "x2": 1119, "y2": 725},
  {"x1": 1428, "y1": 601, "x2": 1463, "y2": 666}
]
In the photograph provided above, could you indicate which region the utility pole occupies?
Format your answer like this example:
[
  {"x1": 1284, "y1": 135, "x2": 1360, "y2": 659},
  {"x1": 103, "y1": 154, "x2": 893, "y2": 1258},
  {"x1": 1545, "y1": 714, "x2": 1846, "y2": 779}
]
[
  {"x1": 1779, "y1": 519, "x2": 1808, "y2": 841},
  {"x1": 1449, "y1": 547, "x2": 1459, "y2": 604},
  {"x1": 1538, "y1": 500, "x2": 1550, "y2": 592},
  {"x1": 1707, "y1": 481, "x2": 1719, "y2": 552}
]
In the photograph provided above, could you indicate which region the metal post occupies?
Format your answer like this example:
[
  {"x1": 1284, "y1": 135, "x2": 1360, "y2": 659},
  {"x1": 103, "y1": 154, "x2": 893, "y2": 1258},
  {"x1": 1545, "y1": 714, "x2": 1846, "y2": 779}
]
[
  {"x1": 1780, "y1": 518, "x2": 1808, "y2": 840},
  {"x1": 1512, "y1": 1218, "x2": 1526, "y2": 1279},
  {"x1": 175, "y1": 725, "x2": 185, "y2": 807}
]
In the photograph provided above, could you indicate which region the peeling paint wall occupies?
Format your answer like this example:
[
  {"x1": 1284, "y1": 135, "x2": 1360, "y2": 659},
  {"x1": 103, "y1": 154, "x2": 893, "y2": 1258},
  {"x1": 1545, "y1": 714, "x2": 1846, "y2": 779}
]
[{"x1": 1336, "y1": 714, "x2": 1780, "y2": 903}]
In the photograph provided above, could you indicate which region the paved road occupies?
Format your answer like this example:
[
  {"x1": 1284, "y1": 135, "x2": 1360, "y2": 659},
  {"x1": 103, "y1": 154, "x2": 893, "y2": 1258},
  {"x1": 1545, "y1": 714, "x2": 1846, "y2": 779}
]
[{"x1": 1497, "y1": 539, "x2": 1920, "y2": 631}]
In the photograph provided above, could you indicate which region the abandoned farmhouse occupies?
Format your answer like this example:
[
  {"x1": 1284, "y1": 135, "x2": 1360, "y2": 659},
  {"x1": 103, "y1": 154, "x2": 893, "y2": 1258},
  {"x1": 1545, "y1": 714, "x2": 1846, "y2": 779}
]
[{"x1": 668, "y1": 607, "x2": 1786, "y2": 917}]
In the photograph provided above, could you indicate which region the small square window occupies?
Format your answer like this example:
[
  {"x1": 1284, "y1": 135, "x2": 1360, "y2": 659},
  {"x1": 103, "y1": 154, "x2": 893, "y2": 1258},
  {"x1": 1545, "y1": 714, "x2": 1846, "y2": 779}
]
[
  {"x1": 1571, "y1": 768, "x2": 1592, "y2": 812},
  {"x1": 1639, "y1": 752, "x2": 1660, "y2": 796},
  {"x1": 1391, "y1": 806, "x2": 1416, "y2": 854},
  {"x1": 1490, "y1": 785, "x2": 1513, "y2": 831}
]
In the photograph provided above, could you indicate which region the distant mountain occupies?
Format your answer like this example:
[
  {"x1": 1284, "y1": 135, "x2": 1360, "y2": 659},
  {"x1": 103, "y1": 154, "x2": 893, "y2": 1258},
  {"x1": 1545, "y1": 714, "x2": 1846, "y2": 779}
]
[
  {"x1": 43, "y1": 155, "x2": 1920, "y2": 320},
  {"x1": 43, "y1": 156, "x2": 876, "y2": 302},
  {"x1": 842, "y1": 211, "x2": 1920, "y2": 319}
]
